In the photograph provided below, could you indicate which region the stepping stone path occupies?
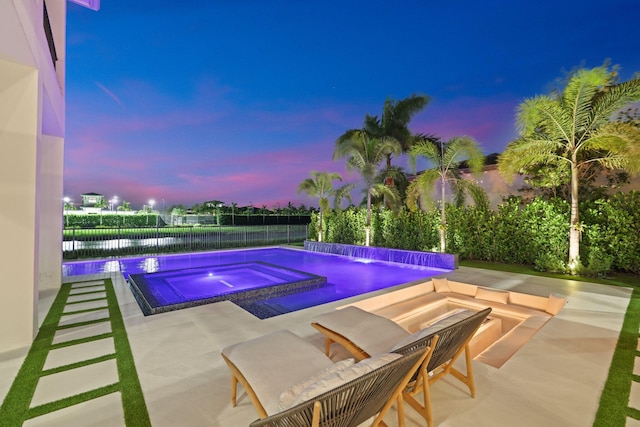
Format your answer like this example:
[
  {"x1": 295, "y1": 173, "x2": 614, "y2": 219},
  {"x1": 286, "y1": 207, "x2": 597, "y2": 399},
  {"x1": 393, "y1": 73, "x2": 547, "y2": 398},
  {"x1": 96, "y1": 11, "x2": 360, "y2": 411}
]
[{"x1": 0, "y1": 279, "x2": 150, "y2": 427}]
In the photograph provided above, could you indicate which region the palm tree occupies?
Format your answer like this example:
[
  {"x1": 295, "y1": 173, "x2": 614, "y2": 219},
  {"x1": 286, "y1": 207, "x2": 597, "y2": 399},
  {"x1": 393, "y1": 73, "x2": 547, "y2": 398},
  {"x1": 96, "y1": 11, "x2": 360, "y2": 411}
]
[
  {"x1": 363, "y1": 94, "x2": 431, "y2": 171},
  {"x1": 408, "y1": 136, "x2": 487, "y2": 252},
  {"x1": 333, "y1": 130, "x2": 402, "y2": 246},
  {"x1": 297, "y1": 171, "x2": 353, "y2": 242},
  {"x1": 498, "y1": 65, "x2": 640, "y2": 269}
]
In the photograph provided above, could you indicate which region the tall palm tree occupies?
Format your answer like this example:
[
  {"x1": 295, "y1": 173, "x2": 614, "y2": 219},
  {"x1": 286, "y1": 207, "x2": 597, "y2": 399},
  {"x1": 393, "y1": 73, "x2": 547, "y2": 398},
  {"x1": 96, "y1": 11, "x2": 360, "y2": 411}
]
[
  {"x1": 297, "y1": 171, "x2": 353, "y2": 242},
  {"x1": 408, "y1": 136, "x2": 487, "y2": 252},
  {"x1": 333, "y1": 130, "x2": 402, "y2": 246},
  {"x1": 498, "y1": 65, "x2": 640, "y2": 269},
  {"x1": 364, "y1": 94, "x2": 431, "y2": 171}
]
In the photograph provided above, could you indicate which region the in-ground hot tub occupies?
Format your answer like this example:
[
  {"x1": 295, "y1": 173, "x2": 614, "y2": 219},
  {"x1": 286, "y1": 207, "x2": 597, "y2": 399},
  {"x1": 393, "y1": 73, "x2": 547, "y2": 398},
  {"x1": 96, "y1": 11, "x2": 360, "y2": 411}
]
[{"x1": 129, "y1": 261, "x2": 327, "y2": 315}]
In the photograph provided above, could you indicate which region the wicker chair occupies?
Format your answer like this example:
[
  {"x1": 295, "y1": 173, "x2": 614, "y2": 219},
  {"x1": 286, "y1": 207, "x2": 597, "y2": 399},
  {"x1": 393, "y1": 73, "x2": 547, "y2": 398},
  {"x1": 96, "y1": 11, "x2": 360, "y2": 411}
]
[
  {"x1": 249, "y1": 345, "x2": 431, "y2": 427},
  {"x1": 311, "y1": 306, "x2": 492, "y2": 426},
  {"x1": 222, "y1": 330, "x2": 433, "y2": 427}
]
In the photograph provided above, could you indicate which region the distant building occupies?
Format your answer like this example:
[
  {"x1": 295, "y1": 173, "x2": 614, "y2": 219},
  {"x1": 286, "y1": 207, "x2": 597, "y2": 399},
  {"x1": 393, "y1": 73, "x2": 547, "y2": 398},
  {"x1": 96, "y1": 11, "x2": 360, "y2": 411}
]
[{"x1": 81, "y1": 192, "x2": 105, "y2": 207}]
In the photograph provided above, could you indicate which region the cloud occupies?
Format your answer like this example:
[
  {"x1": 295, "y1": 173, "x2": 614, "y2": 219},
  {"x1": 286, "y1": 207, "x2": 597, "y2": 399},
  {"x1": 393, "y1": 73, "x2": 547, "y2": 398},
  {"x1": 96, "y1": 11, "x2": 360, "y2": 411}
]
[{"x1": 95, "y1": 82, "x2": 124, "y2": 108}]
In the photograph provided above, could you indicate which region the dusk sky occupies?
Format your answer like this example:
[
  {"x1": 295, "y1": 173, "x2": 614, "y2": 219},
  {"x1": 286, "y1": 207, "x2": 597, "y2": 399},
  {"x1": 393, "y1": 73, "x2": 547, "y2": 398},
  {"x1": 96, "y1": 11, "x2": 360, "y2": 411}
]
[{"x1": 64, "y1": 0, "x2": 640, "y2": 210}]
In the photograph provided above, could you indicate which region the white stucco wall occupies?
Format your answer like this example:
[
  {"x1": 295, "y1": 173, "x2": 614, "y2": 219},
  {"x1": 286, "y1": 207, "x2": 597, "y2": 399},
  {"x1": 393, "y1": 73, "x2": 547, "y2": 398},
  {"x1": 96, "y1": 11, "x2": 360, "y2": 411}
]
[{"x1": 0, "y1": 0, "x2": 66, "y2": 352}]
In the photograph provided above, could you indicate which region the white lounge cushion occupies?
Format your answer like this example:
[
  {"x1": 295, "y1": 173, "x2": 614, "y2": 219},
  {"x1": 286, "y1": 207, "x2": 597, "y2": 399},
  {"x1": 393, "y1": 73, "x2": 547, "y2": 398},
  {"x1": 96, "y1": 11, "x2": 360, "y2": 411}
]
[
  {"x1": 278, "y1": 358, "x2": 355, "y2": 410},
  {"x1": 221, "y1": 330, "x2": 334, "y2": 416},
  {"x1": 391, "y1": 309, "x2": 476, "y2": 351},
  {"x1": 313, "y1": 306, "x2": 410, "y2": 356},
  {"x1": 282, "y1": 353, "x2": 402, "y2": 410}
]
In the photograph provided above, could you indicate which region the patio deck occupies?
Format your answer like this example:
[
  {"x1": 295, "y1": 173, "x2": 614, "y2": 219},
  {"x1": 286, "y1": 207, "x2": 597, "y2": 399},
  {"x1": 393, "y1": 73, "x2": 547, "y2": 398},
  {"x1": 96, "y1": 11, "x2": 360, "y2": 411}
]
[{"x1": 0, "y1": 266, "x2": 634, "y2": 426}]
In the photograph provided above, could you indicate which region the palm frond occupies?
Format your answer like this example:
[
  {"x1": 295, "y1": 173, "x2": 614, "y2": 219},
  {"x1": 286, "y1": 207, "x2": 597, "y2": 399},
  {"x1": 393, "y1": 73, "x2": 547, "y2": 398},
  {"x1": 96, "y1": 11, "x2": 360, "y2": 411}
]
[
  {"x1": 498, "y1": 137, "x2": 564, "y2": 181},
  {"x1": 589, "y1": 78, "x2": 640, "y2": 132},
  {"x1": 586, "y1": 121, "x2": 640, "y2": 174},
  {"x1": 518, "y1": 96, "x2": 573, "y2": 142},
  {"x1": 333, "y1": 183, "x2": 356, "y2": 209},
  {"x1": 408, "y1": 138, "x2": 441, "y2": 172},
  {"x1": 442, "y1": 136, "x2": 484, "y2": 173},
  {"x1": 453, "y1": 178, "x2": 489, "y2": 210}
]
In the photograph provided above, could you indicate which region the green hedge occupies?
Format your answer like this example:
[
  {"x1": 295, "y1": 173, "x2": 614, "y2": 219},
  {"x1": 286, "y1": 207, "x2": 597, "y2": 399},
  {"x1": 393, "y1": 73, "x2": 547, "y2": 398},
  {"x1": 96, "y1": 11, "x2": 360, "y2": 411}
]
[
  {"x1": 311, "y1": 192, "x2": 640, "y2": 274},
  {"x1": 64, "y1": 213, "x2": 160, "y2": 228}
]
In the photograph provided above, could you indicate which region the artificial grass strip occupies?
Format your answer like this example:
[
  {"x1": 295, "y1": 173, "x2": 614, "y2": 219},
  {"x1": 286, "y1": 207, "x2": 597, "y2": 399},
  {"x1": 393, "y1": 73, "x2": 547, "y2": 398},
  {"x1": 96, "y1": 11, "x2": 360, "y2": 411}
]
[
  {"x1": 0, "y1": 281, "x2": 71, "y2": 426},
  {"x1": 593, "y1": 286, "x2": 640, "y2": 426},
  {"x1": 104, "y1": 278, "x2": 152, "y2": 427},
  {"x1": 0, "y1": 278, "x2": 151, "y2": 427}
]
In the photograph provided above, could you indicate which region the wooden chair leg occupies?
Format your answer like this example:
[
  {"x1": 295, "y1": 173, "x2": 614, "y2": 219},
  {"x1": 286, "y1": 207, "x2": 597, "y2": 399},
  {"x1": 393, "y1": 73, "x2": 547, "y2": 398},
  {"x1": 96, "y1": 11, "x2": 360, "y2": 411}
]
[
  {"x1": 231, "y1": 374, "x2": 238, "y2": 406},
  {"x1": 423, "y1": 380, "x2": 433, "y2": 427},
  {"x1": 464, "y1": 345, "x2": 476, "y2": 397},
  {"x1": 324, "y1": 337, "x2": 332, "y2": 356},
  {"x1": 311, "y1": 401, "x2": 321, "y2": 427},
  {"x1": 397, "y1": 395, "x2": 405, "y2": 427}
]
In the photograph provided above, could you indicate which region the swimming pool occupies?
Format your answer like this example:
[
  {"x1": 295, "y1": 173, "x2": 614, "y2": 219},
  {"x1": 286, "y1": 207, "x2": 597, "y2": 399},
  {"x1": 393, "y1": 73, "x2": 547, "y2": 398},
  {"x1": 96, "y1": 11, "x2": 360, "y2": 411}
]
[{"x1": 63, "y1": 247, "x2": 452, "y2": 318}]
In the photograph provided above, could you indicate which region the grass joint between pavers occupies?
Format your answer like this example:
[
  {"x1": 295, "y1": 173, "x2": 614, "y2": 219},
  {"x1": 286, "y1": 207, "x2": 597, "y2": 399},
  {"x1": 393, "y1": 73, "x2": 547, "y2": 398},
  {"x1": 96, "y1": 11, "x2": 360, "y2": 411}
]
[{"x1": 0, "y1": 279, "x2": 151, "y2": 427}]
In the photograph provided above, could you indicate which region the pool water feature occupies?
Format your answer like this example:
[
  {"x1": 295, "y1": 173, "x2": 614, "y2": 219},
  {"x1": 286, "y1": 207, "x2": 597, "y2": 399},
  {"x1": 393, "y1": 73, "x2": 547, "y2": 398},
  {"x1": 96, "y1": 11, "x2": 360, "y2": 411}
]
[
  {"x1": 128, "y1": 262, "x2": 327, "y2": 315},
  {"x1": 63, "y1": 247, "x2": 452, "y2": 318}
]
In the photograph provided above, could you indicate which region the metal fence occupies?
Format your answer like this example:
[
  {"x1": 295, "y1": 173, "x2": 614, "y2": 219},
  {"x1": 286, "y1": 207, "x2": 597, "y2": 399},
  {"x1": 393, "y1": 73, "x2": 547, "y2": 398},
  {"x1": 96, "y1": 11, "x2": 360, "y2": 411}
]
[{"x1": 63, "y1": 224, "x2": 309, "y2": 260}]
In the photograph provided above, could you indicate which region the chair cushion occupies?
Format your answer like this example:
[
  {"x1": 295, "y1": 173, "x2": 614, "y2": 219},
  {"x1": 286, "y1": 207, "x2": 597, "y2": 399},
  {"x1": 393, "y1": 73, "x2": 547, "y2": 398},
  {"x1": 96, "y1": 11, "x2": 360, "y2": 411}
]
[
  {"x1": 222, "y1": 330, "x2": 334, "y2": 415},
  {"x1": 476, "y1": 287, "x2": 509, "y2": 304},
  {"x1": 278, "y1": 358, "x2": 355, "y2": 410},
  {"x1": 281, "y1": 353, "x2": 402, "y2": 410},
  {"x1": 391, "y1": 309, "x2": 475, "y2": 351},
  {"x1": 433, "y1": 277, "x2": 451, "y2": 293},
  {"x1": 313, "y1": 306, "x2": 410, "y2": 356}
]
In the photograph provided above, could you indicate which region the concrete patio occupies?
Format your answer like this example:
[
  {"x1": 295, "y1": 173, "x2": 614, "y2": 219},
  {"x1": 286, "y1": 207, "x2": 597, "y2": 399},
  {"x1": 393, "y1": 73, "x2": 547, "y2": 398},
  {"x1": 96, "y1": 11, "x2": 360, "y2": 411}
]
[{"x1": 0, "y1": 266, "x2": 633, "y2": 426}]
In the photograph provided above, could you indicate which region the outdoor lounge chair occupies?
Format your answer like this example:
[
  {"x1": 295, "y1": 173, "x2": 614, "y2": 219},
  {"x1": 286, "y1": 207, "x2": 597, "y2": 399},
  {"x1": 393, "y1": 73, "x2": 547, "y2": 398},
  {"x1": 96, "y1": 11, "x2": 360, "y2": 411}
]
[
  {"x1": 311, "y1": 306, "x2": 492, "y2": 426},
  {"x1": 221, "y1": 329, "x2": 434, "y2": 427}
]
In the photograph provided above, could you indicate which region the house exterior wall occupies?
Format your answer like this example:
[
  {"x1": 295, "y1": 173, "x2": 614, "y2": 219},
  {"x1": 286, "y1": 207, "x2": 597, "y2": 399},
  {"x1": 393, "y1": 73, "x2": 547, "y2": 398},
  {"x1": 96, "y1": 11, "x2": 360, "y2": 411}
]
[{"x1": 0, "y1": 0, "x2": 66, "y2": 352}]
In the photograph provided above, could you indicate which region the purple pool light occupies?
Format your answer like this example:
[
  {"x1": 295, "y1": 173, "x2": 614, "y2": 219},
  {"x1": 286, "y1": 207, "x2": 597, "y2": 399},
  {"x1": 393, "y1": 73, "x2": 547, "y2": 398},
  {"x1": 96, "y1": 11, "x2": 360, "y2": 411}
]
[{"x1": 63, "y1": 247, "x2": 452, "y2": 318}]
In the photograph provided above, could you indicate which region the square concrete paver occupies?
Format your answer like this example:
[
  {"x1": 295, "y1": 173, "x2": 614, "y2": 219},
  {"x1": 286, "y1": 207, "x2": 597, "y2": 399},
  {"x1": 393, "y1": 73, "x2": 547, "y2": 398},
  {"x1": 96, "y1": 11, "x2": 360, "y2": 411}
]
[
  {"x1": 44, "y1": 337, "x2": 115, "y2": 370},
  {"x1": 31, "y1": 359, "x2": 119, "y2": 408},
  {"x1": 63, "y1": 299, "x2": 108, "y2": 313},
  {"x1": 58, "y1": 309, "x2": 110, "y2": 327},
  {"x1": 53, "y1": 320, "x2": 112, "y2": 345},
  {"x1": 24, "y1": 391, "x2": 125, "y2": 427},
  {"x1": 67, "y1": 292, "x2": 107, "y2": 303}
]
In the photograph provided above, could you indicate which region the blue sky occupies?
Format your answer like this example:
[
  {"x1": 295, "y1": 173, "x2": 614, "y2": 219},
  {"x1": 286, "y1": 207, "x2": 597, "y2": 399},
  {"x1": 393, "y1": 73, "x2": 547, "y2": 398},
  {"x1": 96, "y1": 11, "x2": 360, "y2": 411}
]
[{"x1": 64, "y1": 0, "x2": 640, "y2": 209}]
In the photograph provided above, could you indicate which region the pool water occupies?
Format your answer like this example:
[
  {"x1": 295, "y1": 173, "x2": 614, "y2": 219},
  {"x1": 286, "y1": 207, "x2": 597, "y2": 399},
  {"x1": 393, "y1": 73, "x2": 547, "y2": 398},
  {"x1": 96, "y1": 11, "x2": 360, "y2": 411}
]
[
  {"x1": 63, "y1": 247, "x2": 451, "y2": 318},
  {"x1": 128, "y1": 261, "x2": 327, "y2": 315}
]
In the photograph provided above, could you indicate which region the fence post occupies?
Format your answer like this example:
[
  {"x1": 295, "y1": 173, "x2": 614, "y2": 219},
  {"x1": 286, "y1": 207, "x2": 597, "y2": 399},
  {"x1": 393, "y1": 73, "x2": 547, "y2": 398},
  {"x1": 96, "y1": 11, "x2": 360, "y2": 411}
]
[
  {"x1": 72, "y1": 227, "x2": 76, "y2": 257},
  {"x1": 117, "y1": 225, "x2": 121, "y2": 250},
  {"x1": 287, "y1": 225, "x2": 290, "y2": 244}
]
